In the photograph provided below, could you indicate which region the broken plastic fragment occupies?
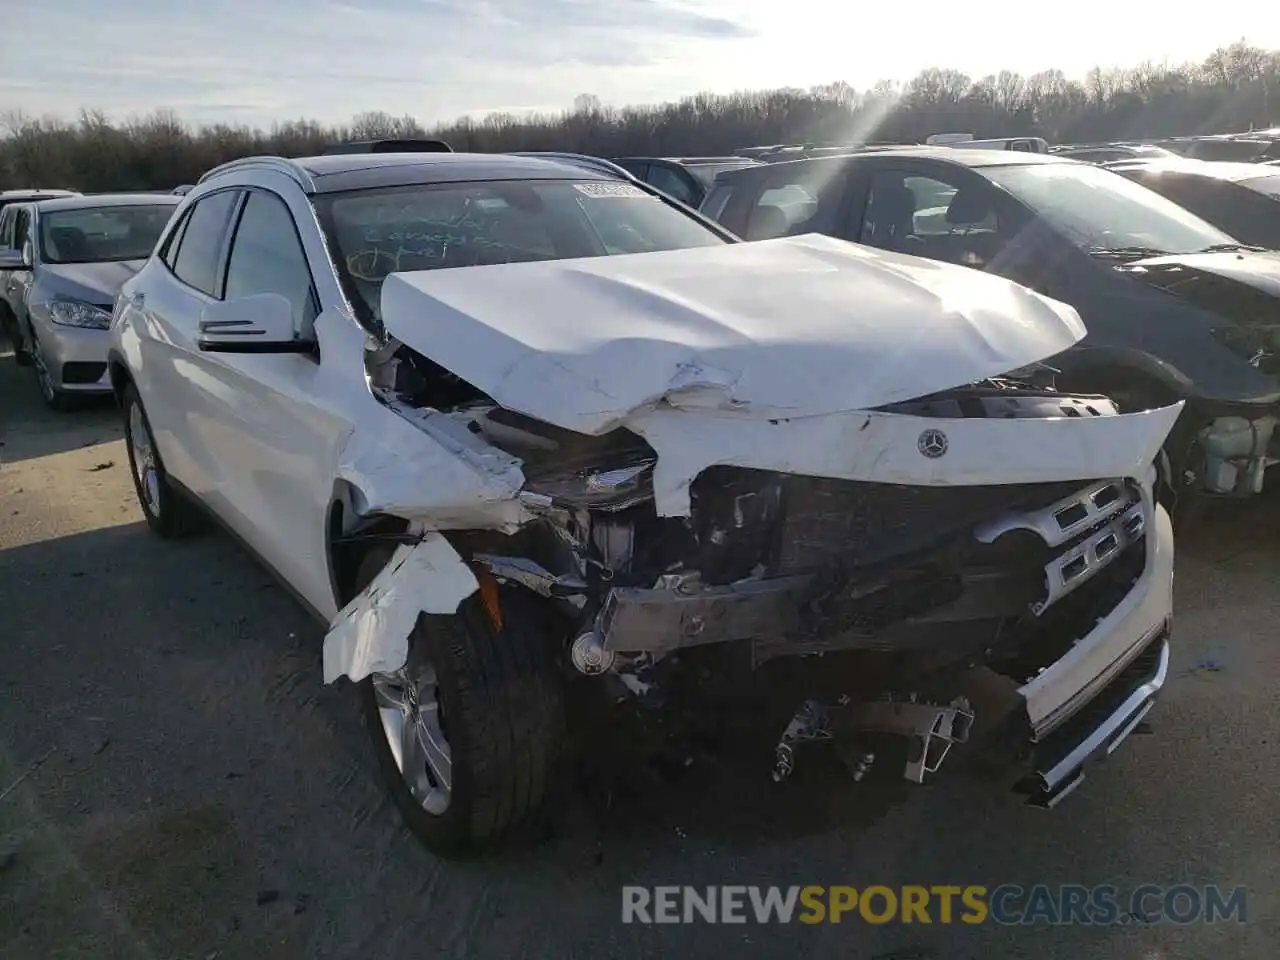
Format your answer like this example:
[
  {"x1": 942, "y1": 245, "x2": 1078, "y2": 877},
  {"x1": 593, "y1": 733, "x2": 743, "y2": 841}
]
[{"x1": 322, "y1": 533, "x2": 478, "y2": 684}]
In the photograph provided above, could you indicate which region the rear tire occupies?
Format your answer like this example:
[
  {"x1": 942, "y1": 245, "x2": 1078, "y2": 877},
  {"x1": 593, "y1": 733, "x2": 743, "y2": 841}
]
[
  {"x1": 353, "y1": 549, "x2": 567, "y2": 858},
  {"x1": 121, "y1": 382, "x2": 204, "y2": 538}
]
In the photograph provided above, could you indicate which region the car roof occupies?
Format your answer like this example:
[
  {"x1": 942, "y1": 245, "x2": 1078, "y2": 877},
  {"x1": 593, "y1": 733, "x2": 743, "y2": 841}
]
[
  {"x1": 618, "y1": 156, "x2": 760, "y2": 166},
  {"x1": 714, "y1": 147, "x2": 1073, "y2": 182},
  {"x1": 33, "y1": 193, "x2": 183, "y2": 212},
  {"x1": 287, "y1": 152, "x2": 619, "y2": 193},
  {"x1": 0, "y1": 189, "x2": 80, "y2": 200},
  {"x1": 1106, "y1": 157, "x2": 1280, "y2": 183}
]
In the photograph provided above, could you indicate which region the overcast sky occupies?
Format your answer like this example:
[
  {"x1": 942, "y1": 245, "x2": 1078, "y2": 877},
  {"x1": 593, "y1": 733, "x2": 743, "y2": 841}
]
[{"x1": 3, "y1": 0, "x2": 1278, "y2": 127}]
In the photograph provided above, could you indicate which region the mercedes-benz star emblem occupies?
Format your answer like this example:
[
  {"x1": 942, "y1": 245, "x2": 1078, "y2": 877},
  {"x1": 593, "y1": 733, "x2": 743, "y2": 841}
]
[{"x1": 918, "y1": 428, "x2": 948, "y2": 458}]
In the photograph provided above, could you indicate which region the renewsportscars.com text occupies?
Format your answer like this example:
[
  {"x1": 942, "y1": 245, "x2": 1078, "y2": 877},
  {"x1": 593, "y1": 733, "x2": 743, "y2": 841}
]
[{"x1": 621, "y1": 884, "x2": 1248, "y2": 926}]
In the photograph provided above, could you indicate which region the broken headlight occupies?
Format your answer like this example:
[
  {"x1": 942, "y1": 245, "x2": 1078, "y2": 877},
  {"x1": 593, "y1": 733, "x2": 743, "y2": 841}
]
[
  {"x1": 1211, "y1": 324, "x2": 1280, "y2": 374},
  {"x1": 524, "y1": 458, "x2": 656, "y2": 512}
]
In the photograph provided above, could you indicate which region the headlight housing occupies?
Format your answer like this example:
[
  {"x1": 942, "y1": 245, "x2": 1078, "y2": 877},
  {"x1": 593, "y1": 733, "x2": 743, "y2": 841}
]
[
  {"x1": 1211, "y1": 325, "x2": 1280, "y2": 374},
  {"x1": 44, "y1": 299, "x2": 112, "y2": 330},
  {"x1": 523, "y1": 458, "x2": 656, "y2": 512}
]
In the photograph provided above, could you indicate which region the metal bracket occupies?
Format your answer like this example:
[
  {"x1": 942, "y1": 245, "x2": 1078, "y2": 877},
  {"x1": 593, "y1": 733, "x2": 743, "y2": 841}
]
[
  {"x1": 840, "y1": 697, "x2": 975, "y2": 783},
  {"x1": 771, "y1": 699, "x2": 832, "y2": 782}
]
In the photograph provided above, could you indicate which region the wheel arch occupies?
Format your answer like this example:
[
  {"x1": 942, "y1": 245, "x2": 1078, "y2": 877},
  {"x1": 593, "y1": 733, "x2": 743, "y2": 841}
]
[{"x1": 1051, "y1": 346, "x2": 1191, "y2": 408}]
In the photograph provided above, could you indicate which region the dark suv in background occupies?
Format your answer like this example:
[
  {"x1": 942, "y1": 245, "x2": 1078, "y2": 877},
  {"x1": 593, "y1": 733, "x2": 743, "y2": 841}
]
[
  {"x1": 1104, "y1": 158, "x2": 1280, "y2": 249},
  {"x1": 703, "y1": 148, "x2": 1280, "y2": 506}
]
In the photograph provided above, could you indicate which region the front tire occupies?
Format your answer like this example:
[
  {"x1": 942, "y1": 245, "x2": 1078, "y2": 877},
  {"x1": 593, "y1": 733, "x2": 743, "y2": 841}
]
[
  {"x1": 121, "y1": 382, "x2": 204, "y2": 538},
  {"x1": 353, "y1": 550, "x2": 566, "y2": 858}
]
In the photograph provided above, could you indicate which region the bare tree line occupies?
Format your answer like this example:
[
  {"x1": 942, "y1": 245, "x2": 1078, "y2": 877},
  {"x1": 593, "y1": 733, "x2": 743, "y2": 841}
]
[{"x1": 2, "y1": 40, "x2": 1278, "y2": 192}]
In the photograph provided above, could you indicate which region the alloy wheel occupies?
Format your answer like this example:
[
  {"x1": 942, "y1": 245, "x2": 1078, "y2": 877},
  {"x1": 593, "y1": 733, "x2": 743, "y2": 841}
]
[
  {"x1": 128, "y1": 401, "x2": 162, "y2": 517},
  {"x1": 372, "y1": 660, "x2": 452, "y2": 815},
  {"x1": 31, "y1": 336, "x2": 55, "y2": 403}
]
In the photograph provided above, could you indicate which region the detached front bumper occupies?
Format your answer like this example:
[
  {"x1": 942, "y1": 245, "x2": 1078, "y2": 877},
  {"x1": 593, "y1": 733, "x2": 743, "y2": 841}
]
[
  {"x1": 1012, "y1": 493, "x2": 1175, "y2": 806},
  {"x1": 1016, "y1": 628, "x2": 1169, "y2": 807}
]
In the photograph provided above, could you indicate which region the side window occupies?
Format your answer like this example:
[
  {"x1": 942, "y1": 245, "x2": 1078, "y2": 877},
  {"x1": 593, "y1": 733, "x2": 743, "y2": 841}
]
[
  {"x1": 160, "y1": 208, "x2": 192, "y2": 270},
  {"x1": 859, "y1": 169, "x2": 1007, "y2": 268},
  {"x1": 644, "y1": 166, "x2": 698, "y2": 206},
  {"x1": 743, "y1": 168, "x2": 844, "y2": 240},
  {"x1": 222, "y1": 190, "x2": 317, "y2": 333},
  {"x1": 13, "y1": 209, "x2": 31, "y2": 252},
  {"x1": 171, "y1": 191, "x2": 239, "y2": 296},
  {"x1": 0, "y1": 208, "x2": 14, "y2": 250}
]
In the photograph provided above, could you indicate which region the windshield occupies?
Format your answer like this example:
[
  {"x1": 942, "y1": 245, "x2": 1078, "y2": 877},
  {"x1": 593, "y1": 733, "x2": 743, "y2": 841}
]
[
  {"x1": 1239, "y1": 174, "x2": 1280, "y2": 200},
  {"x1": 314, "y1": 179, "x2": 728, "y2": 322},
  {"x1": 39, "y1": 204, "x2": 176, "y2": 264},
  {"x1": 982, "y1": 162, "x2": 1236, "y2": 255}
]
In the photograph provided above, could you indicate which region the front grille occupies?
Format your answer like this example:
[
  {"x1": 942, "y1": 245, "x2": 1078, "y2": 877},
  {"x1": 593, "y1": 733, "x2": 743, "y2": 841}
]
[
  {"x1": 990, "y1": 520, "x2": 1148, "y2": 682},
  {"x1": 774, "y1": 476, "x2": 1083, "y2": 575}
]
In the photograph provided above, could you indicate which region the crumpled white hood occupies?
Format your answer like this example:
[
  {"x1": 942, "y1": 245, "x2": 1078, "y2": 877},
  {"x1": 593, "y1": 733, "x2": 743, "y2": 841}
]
[{"x1": 379, "y1": 233, "x2": 1086, "y2": 435}]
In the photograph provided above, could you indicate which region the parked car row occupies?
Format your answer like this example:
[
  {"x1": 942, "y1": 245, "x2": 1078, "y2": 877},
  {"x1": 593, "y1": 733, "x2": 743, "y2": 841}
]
[
  {"x1": 0, "y1": 135, "x2": 1266, "y2": 862},
  {"x1": 0, "y1": 193, "x2": 181, "y2": 406}
]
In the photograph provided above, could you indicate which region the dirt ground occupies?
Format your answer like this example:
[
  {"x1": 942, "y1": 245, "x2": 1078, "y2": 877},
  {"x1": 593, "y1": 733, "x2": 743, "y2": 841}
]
[{"x1": 1, "y1": 343, "x2": 1277, "y2": 959}]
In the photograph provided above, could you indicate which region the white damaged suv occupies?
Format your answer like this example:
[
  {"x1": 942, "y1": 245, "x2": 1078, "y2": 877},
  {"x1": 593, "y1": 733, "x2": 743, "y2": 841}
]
[{"x1": 109, "y1": 149, "x2": 1181, "y2": 857}]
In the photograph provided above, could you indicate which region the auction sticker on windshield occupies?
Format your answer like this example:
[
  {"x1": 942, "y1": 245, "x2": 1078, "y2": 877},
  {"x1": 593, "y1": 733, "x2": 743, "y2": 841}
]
[{"x1": 574, "y1": 182, "x2": 649, "y2": 198}]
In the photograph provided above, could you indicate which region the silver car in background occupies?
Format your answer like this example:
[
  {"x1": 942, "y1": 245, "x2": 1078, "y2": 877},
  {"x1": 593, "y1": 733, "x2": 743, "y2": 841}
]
[{"x1": 0, "y1": 193, "x2": 179, "y2": 408}]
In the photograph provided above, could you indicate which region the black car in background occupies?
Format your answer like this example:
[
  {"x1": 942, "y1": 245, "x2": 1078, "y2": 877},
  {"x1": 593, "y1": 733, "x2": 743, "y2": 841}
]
[
  {"x1": 1104, "y1": 158, "x2": 1280, "y2": 249},
  {"x1": 611, "y1": 156, "x2": 762, "y2": 208},
  {"x1": 704, "y1": 148, "x2": 1280, "y2": 504}
]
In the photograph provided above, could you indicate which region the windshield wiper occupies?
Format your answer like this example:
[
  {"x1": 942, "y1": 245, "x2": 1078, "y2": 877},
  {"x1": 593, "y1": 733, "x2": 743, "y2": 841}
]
[{"x1": 1196, "y1": 242, "x2": 1267, "y2": 253}]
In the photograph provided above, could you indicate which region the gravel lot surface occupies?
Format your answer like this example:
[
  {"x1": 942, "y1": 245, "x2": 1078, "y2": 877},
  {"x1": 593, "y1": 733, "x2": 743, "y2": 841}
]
[{"x1": 1, "y1": 343, "x2": 1277, "y2": 959}]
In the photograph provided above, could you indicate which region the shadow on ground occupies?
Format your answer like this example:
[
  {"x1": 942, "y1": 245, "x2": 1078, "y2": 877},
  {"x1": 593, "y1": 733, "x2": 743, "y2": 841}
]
[{"x1": 0, "y1": 344, "x2": 120, "y2": 465}]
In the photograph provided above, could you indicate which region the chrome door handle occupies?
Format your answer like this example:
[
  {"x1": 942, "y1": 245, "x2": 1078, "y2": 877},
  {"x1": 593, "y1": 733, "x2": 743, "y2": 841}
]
[{"x1": 130, "y1": 292, "x2": 145, "y2": 307}]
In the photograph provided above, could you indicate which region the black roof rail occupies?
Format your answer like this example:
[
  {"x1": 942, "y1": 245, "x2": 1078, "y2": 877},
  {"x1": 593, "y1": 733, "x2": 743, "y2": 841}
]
[{"x1": 321, "y1": 138, "x2": 453, "y2": 155}]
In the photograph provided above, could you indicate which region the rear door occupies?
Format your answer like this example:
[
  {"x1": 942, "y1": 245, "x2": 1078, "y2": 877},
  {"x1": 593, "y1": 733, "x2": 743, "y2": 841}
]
[{"x1": 126, "y1": 188, "x2": 243, "y2": 500}]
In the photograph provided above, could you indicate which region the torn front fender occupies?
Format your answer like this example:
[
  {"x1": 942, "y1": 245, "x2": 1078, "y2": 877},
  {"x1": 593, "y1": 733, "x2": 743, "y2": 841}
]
[
  {"x1": 322, "y1": 532, "x2": 479, "y2": 684},
  {"x1": 333, "y1": 400, "x2": 526, "y2": 528}
]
